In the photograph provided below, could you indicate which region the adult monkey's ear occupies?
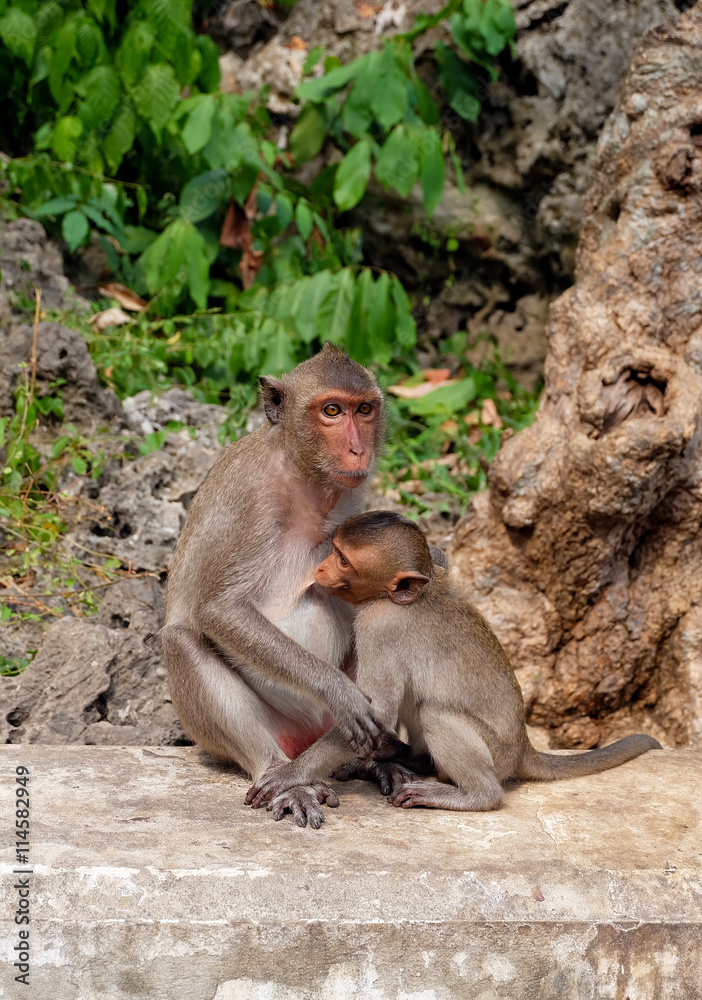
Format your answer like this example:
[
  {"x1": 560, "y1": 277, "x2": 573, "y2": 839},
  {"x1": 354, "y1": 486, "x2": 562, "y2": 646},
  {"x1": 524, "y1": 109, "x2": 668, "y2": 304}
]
[
  {"x1": 259, "y1": 376, "x2": 286, "y2": 425},
  {"x1": 386, "y1": 571, "x2": 430, "y2": 606}
]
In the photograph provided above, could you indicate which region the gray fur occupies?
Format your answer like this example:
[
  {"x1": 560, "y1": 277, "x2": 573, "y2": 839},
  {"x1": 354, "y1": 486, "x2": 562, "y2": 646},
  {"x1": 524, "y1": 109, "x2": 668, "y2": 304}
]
[
  {"x1": 247, "y1": 547, "x2": 661, "y2": 814},
  {"x1": 161, "y1": 350, "x2": 385, "y2": 813}
]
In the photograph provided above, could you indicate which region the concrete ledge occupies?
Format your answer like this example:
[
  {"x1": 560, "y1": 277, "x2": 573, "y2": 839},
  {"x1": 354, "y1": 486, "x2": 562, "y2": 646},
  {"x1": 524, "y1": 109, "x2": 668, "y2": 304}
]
[{"x1": 1, "y1": 745, "x2": 700, "y2": 999}]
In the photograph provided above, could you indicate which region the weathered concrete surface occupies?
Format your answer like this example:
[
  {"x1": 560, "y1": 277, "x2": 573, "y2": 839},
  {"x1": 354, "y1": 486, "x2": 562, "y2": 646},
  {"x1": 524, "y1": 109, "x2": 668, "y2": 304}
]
[{"x1": 1, "y1": 745, "x2": 700, "y2": 999}]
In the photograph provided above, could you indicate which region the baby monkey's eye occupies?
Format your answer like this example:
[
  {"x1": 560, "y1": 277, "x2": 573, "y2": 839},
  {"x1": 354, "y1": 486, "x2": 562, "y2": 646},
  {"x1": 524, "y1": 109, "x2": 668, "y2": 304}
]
[
  {"x1": 357, "y1": 402, "x2": 373, "y2": 415},
  {"x1": 323, "y1": 403, "x2": 341, "y2": 416},
  {"x1": 338, "y1": 552, "x2": 348, "y2": 566}
]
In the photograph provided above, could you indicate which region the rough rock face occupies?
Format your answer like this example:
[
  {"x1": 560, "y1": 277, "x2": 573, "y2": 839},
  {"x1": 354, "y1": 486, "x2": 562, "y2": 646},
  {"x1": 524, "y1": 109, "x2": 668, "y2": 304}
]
[
  {"x1": 215, "y1": 0, "x2": 683, "y2": 387},
  {"x1": 0, "y1": 321, "x2": 121, "y2": 429},
  {"x1": 0, "y1": 219, "x2": 120, "y2": 430},
  {"x1": 501, "y1": 0, "x2": 682, "y2": 274},
  {"x1": 1, "y1": 579, "x2": 189, "y2": 746},
  {"x1": 0, "y1": 218, "x2": 88, "y2": 319},
  {"x1": 449, "y1": 10, "x2": 702, "y2": 750},
  {"x1": 67, "y1": 389, "x2": 226, "y2": 574}
]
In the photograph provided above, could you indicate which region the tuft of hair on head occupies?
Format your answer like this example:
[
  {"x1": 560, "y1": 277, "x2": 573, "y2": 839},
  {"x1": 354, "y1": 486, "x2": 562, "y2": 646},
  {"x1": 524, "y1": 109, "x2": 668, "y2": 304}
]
[
  {"x1": 336, "y1": 510, "x2": 434, "y2": 577},
  {"x1": 258, "y1": 346, "x2": 382, "y2": 425},
  {"x1": 288, "y1": 344, "x2": 380, "y2": 398}
]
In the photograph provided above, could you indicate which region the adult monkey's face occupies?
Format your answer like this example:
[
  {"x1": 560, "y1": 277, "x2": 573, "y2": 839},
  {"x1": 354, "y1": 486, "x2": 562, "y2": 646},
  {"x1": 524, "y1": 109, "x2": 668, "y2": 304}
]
[{"x1": 259, "y1": 344, "x2": 385, "y2": 488}]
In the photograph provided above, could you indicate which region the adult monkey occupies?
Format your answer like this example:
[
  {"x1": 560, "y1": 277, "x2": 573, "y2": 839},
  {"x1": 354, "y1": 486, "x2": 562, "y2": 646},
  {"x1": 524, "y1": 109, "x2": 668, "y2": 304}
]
[{"x1": 161, "y1": 345, "x2": 385, "y2": 827}]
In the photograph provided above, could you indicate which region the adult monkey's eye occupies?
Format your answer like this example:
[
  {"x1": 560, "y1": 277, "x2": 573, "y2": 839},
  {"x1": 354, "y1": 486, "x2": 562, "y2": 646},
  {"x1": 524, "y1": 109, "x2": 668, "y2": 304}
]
[
  {"x1": 357, "y1": 402, "x2": 373, "y2": 415},
  {"x1": 323, "y1": 403, "x2": 341, "y2": 416}
]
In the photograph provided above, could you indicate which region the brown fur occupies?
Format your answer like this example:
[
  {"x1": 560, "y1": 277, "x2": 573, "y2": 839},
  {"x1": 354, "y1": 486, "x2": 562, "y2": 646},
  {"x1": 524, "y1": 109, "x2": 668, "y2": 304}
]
[
  {"x1": 247, "y1": 511, "x2": 661, "y2": 815},
  {"x1": 161, "y1": 347, "x2": 386, "y2": 827}
]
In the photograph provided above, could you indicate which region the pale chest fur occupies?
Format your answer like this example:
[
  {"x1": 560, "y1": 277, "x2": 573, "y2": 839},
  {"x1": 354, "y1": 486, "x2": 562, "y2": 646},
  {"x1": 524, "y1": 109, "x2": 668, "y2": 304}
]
[{"x1": 255, "y1": 485, "x2": 360, "y2": 668}]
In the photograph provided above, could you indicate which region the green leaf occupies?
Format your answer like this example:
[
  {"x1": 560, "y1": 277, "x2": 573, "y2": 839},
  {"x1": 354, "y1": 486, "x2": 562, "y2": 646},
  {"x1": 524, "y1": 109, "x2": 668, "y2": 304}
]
[
  {"x1": 136, "y1": 187, "x2": 148, "y2": 219},
  {"x1": 75, "y1": 17, "x2": 101, "y2": 66},
  {"x1": 293, "y1": 271, "x2": 332, "y2": 343},
  {"x1": 62, "y1": 210, "x2": 90, "y2": 252},
  {"x1": 87, "y1": 0, "x2": 108, "y2": 22},
  {"x1": 295, "y1": 200, "x2": 313, "y2": 240},
  {"x1": 203, "y1": 105, "x2": 244, "y2": 171},
  {"x1": 404, "y1": 377, "x2": 477, "y2": 417},
  {"x1": 29, "y1": 45, "x2": 52, "y2": 88},
  {"x1": 168, "y1": 27, "x2": 194, "y2": 85},
  {"x1": 412, "y1": 76, "x2": 439, "y2": 125},
  {"x1": 366, "y1": 271, "x2": 394, "y2": 364},
  {"x1": 32, "y1": 196, "x2": 79, "y2": 218},
  {"x1": 302, "y1": 45, "x2": 323, "y2": 75},
  {"x1": 420, "y1": 128, "x2": 445, "y2": 215},
  {"x1": 71, "y1": 455, "x2": 88, "y2": 475},
  {"x1": 133, "y1": 63, "x2": 180, "y2": 137},
  {"x1": 375, "y1": 124, "x2": 421, "y2": 198},
  {"x1": 139, "y1": 219, "x2": 188, "y2": 297},
  {"x1": 77, "y1": 66, "x2": 122, "y2": 131},
  {"x1": 435, "y1": 41, "x2": 480, "y2": 122},
  {"x1": 51, "y1": 117, "x2": 83, "y2": 162},
  {"x1": 333, "y1": 140, "x2": 372, "y2": 212},
  {"x1": 186, "y1": 226, "x2": 210, "y2": 309},
  {"x1": 289, "y1": 102, "x2": 329, "y2": 165},
  {"x1": 51, "y1": 435, "x2": 72, "y2": 459},
  {"x1": 317, "y1": 269, "x2": 355, "y2": 345},
  {"x1": 102, "y1": 105, "x2": 136, "y2": 172},
  {"x1": 371, "y1": 45, "x2": 408, "y2": 132},
  {"x1": 82, "y1": 203, "x2": 116, "y2": 235},
  {"x1": 231, "y1": 163, "x2": 259, "y2": 207},
  {"x1": 341, "y1": 52, "x2": 380, "y2": 137},
  {"x1": 275, "y1": 193, "x2": 293, "y2": 230},
  {"x1": 260, "y1": 319, "x2": 297, "y2": 376},
  {"x1": 0, "y1": 8, "x2": 37, "y2": 66},
  {"x1": 118, "y1": 20, "x2": 153, "y2": 87},
  {"x1": 348, "y1": 266, "x2": 374, "y2": 363},
  {"x1": 196, "y1": 34, "x2": 221, "y2": 92},
  {"x1": 119, "y1": 226, "x2": 156, "y2": 254},
  {"x1": 139, "y1": 219, "x2": 210, "y2": 310},
  {"x1": 182, "y1": 95, "x2": 216, "y2": 154},
  {"x1": 390, "y1": 276, "x2": 416, "y2": 348},
  {"x1": 48, "y1": 17, "x2": 77, "y2": 104},
  {"x1": 295, "y1": 60, "x2": 359, "y2": 102}
]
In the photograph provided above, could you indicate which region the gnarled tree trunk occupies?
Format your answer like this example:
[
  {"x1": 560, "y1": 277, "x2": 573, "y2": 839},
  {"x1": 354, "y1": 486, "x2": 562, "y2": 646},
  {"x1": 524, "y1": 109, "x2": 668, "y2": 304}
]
[{"x1": 449, "y1": 9, "x2": 702, "y2": 750}]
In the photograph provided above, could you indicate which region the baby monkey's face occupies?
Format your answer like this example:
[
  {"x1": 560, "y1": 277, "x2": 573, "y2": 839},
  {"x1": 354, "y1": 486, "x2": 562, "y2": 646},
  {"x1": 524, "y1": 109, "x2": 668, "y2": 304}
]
[
  {"x1": 314, "y1": 538, "x2": 381, "y2": 606},
  {"x1": 314, "y1": 534, "x2": 429, "y2": 607}
]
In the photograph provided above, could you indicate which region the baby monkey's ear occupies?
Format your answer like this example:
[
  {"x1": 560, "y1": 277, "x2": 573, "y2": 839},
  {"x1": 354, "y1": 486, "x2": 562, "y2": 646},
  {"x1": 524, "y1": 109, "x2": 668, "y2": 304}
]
[{"x1": 386, "y1": 571, "x2": 429, "y2": 606}]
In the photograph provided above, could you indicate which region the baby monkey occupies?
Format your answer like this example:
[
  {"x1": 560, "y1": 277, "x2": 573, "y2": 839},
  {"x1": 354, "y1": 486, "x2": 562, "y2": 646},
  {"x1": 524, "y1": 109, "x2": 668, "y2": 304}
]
[{"x1": 279, "y1": 510, "x2": 660, "y2": 813}]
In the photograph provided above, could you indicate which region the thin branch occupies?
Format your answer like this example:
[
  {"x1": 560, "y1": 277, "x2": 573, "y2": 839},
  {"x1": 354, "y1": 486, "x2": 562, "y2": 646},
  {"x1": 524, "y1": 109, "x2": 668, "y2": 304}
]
[{"x1": 29, "y1": 286, "x2": 41, "y2": 406}]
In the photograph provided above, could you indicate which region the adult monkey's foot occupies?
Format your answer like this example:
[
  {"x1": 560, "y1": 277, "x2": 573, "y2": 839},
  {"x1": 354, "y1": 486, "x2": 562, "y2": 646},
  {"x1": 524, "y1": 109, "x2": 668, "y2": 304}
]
[
  {"x1": 267, "y1": 784, "x2": 340, "y2": 828},
  {"x1": 245, "y1": 758, "x2": 308, "y2": 808}
]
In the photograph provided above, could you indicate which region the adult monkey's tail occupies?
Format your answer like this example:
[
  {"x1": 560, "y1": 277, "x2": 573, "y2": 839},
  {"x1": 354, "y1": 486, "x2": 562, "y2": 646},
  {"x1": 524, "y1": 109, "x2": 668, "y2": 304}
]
[{"x1": 517, "y1": 734, "x2": 662, "y2": 781}]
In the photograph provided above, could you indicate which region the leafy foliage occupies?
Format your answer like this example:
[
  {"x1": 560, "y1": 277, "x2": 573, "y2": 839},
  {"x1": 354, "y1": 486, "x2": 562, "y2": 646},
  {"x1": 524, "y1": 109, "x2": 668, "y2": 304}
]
[
  {"x1": 0, "y1": 652, "x2": 36, "y2": 677},
  {"x1": 379, "y1": 345, "x2": 540, "y2": 515},
  {"x1": 0, "y1": 0, "x2": 530, "y2": 631},
  {"x1": 0, "y1": 355, "x2": 158, "y2": 629},
  {"x1": 1, "y1": 0, "x2": 515, "y2": 331}
]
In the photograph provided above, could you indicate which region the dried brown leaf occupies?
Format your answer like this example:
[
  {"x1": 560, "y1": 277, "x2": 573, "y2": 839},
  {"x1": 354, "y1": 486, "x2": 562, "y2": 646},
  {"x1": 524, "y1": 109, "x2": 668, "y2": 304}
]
[
  {"x1": 90, "y1": 307, "x2": 132, "y2": 331},
  {"x1": 423, "y1": 368, "x2": 451, "y2": 384},
  {"x1": 387, "y1": 379, "x2": 455, "y2": 399},
  {"x1": 480, "y1": 398, "x2": 503, "y2": 429},
  {"x1": 98, "y1": 283, "x2": 147, "y2": 311}
]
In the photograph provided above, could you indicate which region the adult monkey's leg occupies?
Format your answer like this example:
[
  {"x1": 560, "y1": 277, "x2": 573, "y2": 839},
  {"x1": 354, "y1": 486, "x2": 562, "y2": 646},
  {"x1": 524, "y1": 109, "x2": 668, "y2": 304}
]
[{"x1": 162, "y1": 623, "x2": 283, "y2": 779}]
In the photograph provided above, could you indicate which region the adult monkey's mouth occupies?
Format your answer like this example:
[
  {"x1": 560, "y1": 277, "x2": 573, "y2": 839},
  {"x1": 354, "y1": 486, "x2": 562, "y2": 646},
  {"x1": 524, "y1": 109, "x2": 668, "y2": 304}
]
[{"x1": 332, "y1": 468, "x2": 369, "y2": 480}]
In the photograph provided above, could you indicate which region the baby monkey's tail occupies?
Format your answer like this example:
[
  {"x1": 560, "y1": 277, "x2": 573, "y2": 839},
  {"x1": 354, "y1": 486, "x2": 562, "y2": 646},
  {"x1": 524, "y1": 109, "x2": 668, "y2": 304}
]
[{"x1": 518, "y1": 733, "x2": 662, "y2": 781}]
